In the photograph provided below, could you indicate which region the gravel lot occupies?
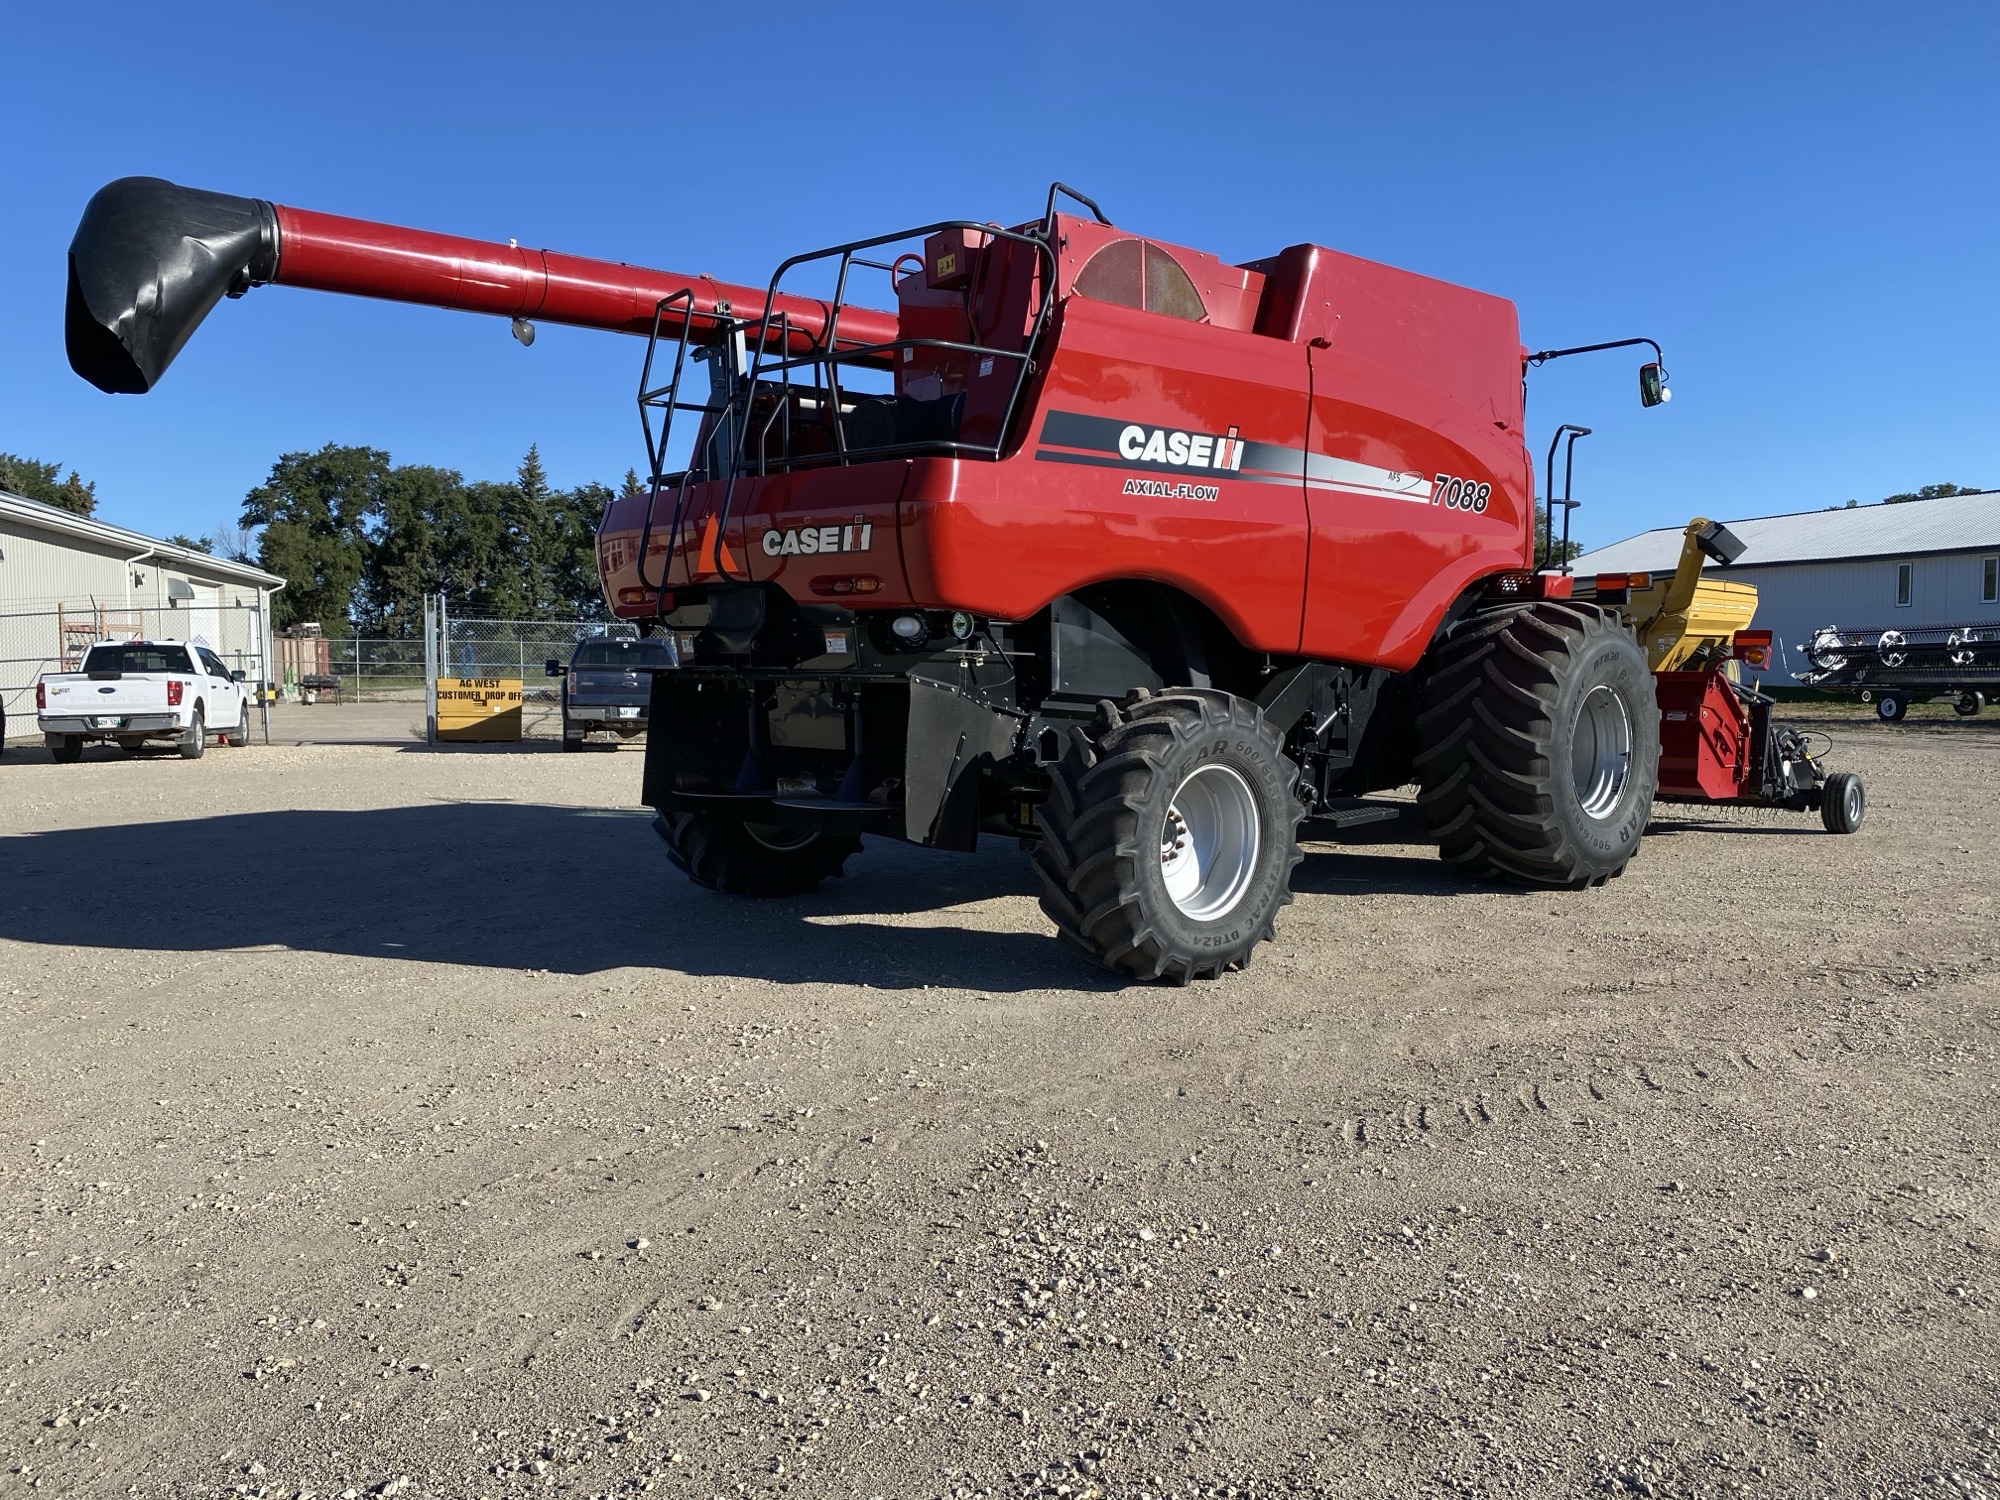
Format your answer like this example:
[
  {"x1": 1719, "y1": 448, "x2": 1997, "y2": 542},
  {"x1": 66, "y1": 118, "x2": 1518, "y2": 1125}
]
[{"x1": 2, "y1": 710, "x2": 1995, "y2": 1499}]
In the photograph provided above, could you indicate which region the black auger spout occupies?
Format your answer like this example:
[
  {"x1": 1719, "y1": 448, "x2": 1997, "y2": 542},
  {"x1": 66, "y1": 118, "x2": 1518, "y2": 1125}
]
[{"x1": 65, "y1": 177, "x2": 280, "y2": 394}]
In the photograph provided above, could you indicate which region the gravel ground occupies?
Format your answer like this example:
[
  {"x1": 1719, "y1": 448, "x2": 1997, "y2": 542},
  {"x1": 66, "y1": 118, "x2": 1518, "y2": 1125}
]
[{"x1": 1, "y1": 711, "x2": 1995, "y2": 1499}]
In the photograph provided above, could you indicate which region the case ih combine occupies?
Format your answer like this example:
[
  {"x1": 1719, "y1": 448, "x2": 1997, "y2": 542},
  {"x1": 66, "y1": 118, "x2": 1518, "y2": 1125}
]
[{"x1": 65, "y1": 177, "x2": 1861, "y2": 982}]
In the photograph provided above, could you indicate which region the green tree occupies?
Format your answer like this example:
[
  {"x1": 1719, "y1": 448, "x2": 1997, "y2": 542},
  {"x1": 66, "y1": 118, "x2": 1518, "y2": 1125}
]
[
  {"x1": 361, "y1": 465, "x2": 469, "y2": 634},
  {"x1": 1882, "y1": 482, "x2": 1984, "y2": 504},
  {"x1": 478, "y1": 446, "x2": 613, "y2": 620},
  {"x1": 0, "y1": 452, "x2": 98, "y2": 516},
  {"x1": 241, "y1": 445, "x2": 389, "y2": 631},
  {"x1": 551, "y1": 482, "x2": 612, "y2": 619},
  {"x1": 163, "y1": 533, "x2": 213, "y2": 554}
]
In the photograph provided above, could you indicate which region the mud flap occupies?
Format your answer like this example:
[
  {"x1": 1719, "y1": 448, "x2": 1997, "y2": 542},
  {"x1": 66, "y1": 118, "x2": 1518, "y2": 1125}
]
[{"x1": 903, "y1": 675, "x2": 1020, "y2": 850}]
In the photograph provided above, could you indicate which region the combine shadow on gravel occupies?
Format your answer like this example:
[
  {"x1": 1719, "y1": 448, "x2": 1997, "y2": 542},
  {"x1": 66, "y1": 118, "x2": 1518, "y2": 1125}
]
[
  {"x1": 0, "y1": 802, "x2": 1071, "y2": 989},
  {"x1": 0, "y1": 802, "x2": 1499, "y2": 984}
]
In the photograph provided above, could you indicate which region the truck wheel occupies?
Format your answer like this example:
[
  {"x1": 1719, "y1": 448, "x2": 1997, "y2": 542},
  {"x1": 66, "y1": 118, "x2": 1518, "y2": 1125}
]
[
  {"x1": 1414, "y1": 602, "x2": 1659, "y2": 887},
  {"x1": 179, "y1": 708, "x2": 206, "y2": 760},
  {"x1": 1820, "y1": 770, "x2": 1865, "y2": 834},
  {"x1": 654, "y1": 811, "x2": 860, "y2": 896},
  {"x1": 1034, "y1": 689, "x2": 1303, "y2": 984},
  {"x1": 1954, "y1": 692, "x2": 1984, "y2": 717},
  {"x1": 1875, "y1": 693, "x2": 1907, "y2": 722},
  {"x1": 225, "y1": 702, "x2": 250, "y2": 747},
  {"x1": 50, "y1": 734, "x2": 85, "y2": 765},
  {"x1": 561, "y1": 708, "x2": 585, "y2": 751}
]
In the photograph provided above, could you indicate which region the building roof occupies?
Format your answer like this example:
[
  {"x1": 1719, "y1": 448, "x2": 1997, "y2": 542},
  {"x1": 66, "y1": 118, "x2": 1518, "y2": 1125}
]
[
  {"x1": 0, "y1": 487, "x2": 284, "y2": 590},
  {"x1": 1571, "y1": 488, "x2": 2000, "y2": 575}
]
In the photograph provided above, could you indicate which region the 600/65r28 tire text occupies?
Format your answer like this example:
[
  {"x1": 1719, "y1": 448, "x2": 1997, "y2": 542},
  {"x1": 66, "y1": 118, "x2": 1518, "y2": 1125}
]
[
  {"x1": 1035, "y1": 688, "x2": 1303, "y2": 984},
  {"x1": 1414, "y1": 602, "x2": 1659, "y2": 887},
  {"x1": 655, "y1": 812, "x2": 860, "y2": 897}
]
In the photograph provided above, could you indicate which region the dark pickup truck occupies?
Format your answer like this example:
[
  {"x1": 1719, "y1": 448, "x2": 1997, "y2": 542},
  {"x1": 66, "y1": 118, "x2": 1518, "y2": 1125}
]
[{"x1": 546, "y1": 637, "x2": 671, "y2": 750}]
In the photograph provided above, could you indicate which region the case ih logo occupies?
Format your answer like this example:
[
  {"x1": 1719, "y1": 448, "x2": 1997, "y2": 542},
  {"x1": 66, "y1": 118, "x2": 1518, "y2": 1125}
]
[
  {"x1": 1034, "y1": 410, "x2": 1251, "y2": 482},
  {"x1": 1115, "y1": 423, "x2": 1245, "y2": 471},
  {"x1": 761, "y1": 519, "x2": 874, "y2": 557},
  {"x1": 1034, "y1": 408, "x2": 1439, "y2": 508}
]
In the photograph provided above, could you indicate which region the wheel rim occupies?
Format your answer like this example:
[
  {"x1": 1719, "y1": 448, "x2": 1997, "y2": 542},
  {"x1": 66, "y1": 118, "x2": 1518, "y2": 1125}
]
[
  {"x1": 1159, "y1": 764, "x2": 1261, "y2": 921},
  {"x1": 745, "y1": 821, "x2": 815, "y2": 853},
  {"x1": 1570, "y1": 684, "x2": 1633, "y2": 820}
]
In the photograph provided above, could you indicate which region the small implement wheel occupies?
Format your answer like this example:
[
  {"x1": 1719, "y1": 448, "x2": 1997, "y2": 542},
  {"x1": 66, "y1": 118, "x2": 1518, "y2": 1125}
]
[
  {"x1": 225, "y1": 702, "x2": 250, "y2": 747},
  {"x1": 1821, "y1": 770, "x2": 1865, "y2": 834},
  {"x1": 655, "y1": 811, "x2": 859, "y2": 896},
  {"x1": 50, "y1": 734, "x2": 85, "y2": 765},
  {"x1": 1954, "y1": 691, "x2": 1984, "y2": 717},
  {"x1": 1414, "y1": 602, "x2": 1659, "y2": 887},
  {"x1": 179, "y1": 708, "x2": 206, "y2": 760},
  {"x1": 1875, "y1": 694, "x2": 1907, "y2": 723},
  {"x1": 1035, "y1": 688, "x2": 1303, "y2": 984}
]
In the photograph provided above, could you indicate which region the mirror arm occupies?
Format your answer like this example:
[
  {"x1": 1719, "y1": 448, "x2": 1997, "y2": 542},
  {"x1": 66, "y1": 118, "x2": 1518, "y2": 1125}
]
[{"x1": 1525, "y1": 336, "x2": 1665, "y2": 377}]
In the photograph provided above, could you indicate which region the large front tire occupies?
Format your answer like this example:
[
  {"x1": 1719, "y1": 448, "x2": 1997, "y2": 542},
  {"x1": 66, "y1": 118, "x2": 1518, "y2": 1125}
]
[
  {"x1": 1414, "y1": 602, "x2": 1658, "y2": 887},
  {"x1": 655, "y1": 811, "x2": 860, "y2": 896},
  {"x1": 1035, "y1": 689, "x2": 1303, "y2": 984}
]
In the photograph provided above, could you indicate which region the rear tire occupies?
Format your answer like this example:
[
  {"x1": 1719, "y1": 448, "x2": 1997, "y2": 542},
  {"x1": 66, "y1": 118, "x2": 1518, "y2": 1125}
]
[
  {"x1": 1820, "y1": 770, "x2": 1865, "y2": 834},
  {"x1": 562, "y1": 708, "x2": 586, "y2": 751},
  {"x1": 1414, "y1": 602, "x2": 1659, "y2": 887},
  {"x1": 1954, "y1": 691, "x2": 1984, "y2": 717},
  {"x1": 179, "y1": 709, "x2": 205, "y2": 760},
  {"x1": 1034, "y1": 688, "x2": 1303, "y2": 984},
  {"x1": 50, "y1": 735, "x2": 85, "y2": 765},
  {"x1": 1875, "y1": 693, "x2": 1907, "y2": 722},
  {"x1": 655, "y1": 811, "x2": 859, "y2": 896}
]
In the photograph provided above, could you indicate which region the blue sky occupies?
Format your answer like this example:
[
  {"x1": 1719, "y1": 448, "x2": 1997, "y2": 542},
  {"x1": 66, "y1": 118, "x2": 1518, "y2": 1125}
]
[{"x1": 3, "y1": 1, "x2": 1994, "y2": 554}]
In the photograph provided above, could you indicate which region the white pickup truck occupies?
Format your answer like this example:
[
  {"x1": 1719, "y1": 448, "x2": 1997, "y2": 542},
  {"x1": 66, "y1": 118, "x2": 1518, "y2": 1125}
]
[{"x1": 37, "y1": 639, "x2": 250, "y2": 763}]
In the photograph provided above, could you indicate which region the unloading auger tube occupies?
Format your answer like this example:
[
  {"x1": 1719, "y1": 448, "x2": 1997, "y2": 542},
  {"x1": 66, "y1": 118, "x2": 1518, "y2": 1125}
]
[{"x1": 64, "y1": 176, "x2": 901, "y2": 395}]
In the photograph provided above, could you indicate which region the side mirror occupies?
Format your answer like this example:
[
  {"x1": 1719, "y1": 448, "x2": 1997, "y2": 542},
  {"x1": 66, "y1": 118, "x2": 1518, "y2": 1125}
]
[
  {"x1": 231, "y1": 669, "x2": 246, "y2": 682},
  {"x1": 1639, "y1": 362, "x2": 1671, "y2": 407},
  {"x1": 544, "y1": 659, "x2": 564, "y2": 677}
]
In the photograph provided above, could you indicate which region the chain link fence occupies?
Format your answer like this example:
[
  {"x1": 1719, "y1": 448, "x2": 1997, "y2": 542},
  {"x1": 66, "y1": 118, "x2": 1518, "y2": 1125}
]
[
  {"x1": 274, "y1": 633, "x2": 428, "y2": 704},
  {"x1": 428, "y1": 602, "x2": 638, "y2": 740}
]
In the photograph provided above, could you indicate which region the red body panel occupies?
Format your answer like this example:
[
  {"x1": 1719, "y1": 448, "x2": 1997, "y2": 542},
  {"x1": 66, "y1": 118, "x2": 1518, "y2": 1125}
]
[
  {"x1": 273, "y1": 206, "x2": 899, "y2": 356},
  {"x1": 597, "y1": 220, "x2": 1534, "y2": 672},
  {"x1": 1655, "y1": 670, "x2": 1757, "y2": 800}
]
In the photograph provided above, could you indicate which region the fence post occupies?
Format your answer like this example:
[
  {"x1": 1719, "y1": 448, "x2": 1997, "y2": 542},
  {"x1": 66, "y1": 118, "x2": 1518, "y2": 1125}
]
[
  {"x1": 255, "y1": 607, "x2": 271, "y2": 745},
  {"x1": 424, "y1": 597, "x2": 439, "y2": 746}
]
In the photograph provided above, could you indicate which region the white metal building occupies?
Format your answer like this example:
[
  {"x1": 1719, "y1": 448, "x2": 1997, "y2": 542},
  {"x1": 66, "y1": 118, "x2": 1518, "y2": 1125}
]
[
  {"x1": 0, "y1": 488, "x2": 285, "y2": 728},
  {"x1": 1570, "y1": 490, "x2": 2000, "y2": 678}
]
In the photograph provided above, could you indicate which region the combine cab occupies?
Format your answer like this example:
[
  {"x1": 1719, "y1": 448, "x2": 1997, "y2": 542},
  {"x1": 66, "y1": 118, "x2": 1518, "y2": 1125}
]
[{"x1": 63, "y1": 176, "x2": 1861, "y2": 981}]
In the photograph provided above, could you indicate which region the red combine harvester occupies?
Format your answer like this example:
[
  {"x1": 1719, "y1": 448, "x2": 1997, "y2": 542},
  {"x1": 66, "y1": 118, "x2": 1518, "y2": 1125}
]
[{"x1": 65, "y1": 178, "x2": 1858, "y2": 982}]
